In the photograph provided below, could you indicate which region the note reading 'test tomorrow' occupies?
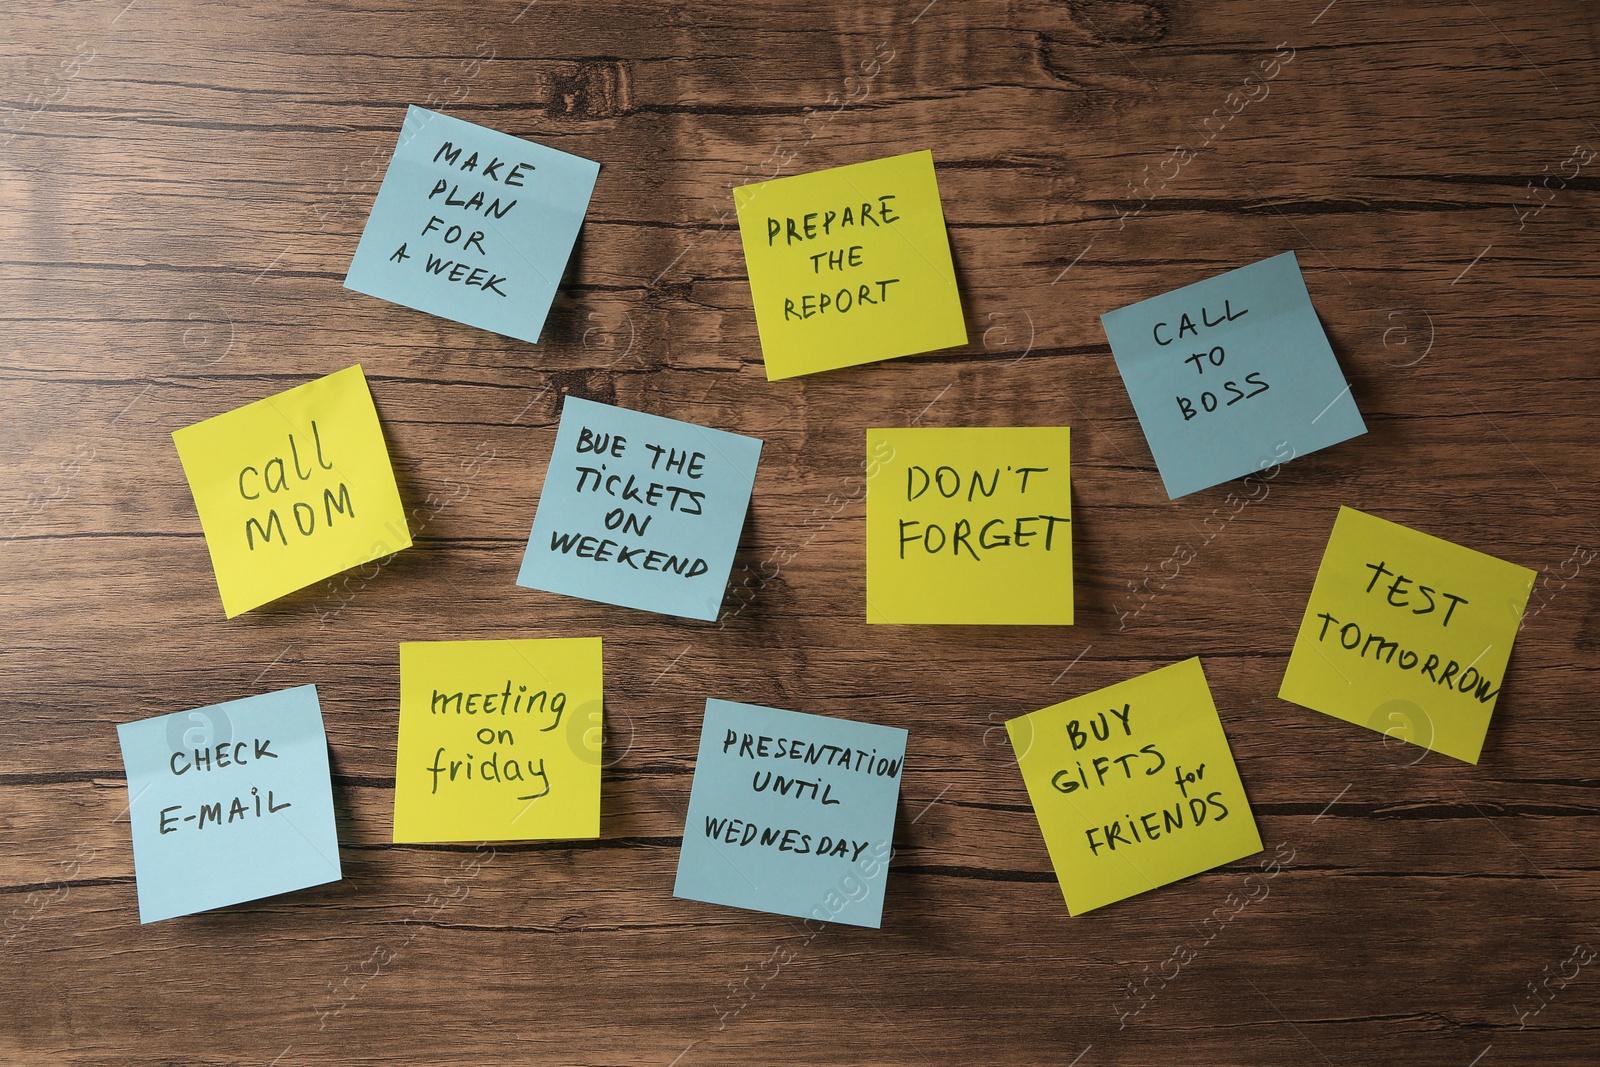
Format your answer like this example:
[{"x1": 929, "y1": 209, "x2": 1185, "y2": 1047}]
[{"x1": 1279, "y1": 506, "x2": 1534, "y2": 764}]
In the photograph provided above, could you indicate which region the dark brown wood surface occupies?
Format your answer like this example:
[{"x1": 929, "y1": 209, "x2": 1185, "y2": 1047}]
[{"x1": 5, "y1": 0, "x2": 1600, "y2": 1063}]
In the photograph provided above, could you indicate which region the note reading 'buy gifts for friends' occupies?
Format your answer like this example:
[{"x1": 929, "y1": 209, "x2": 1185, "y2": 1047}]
[
  {"x1": 393, "y1": 638, "x2": 602, "y2": 842},
  {"x1": 1008, "y1": 658, "x2": 1261, "y2": 915},
  {"x1": 735, "y1": 150, "x2": 967, "y2": 380},
  {"x1": 1278, "y1": 506, "x2": 1535, "y2": 764},
  {"x1": 117, "y1": 684, "x2": 342, "y2": 924},
  {"x1": 1100, "y1": 250, "x2": 1366, "y2": 499},
  {"x1": 674, "y1": 699, "x2": 906, "y2": 929},
  {"x1": 517, "y1": 396, "x2": 762, "y2": 621},
  {"x1": 866, "y1": 427, "x2": 1072, "y2": 624},
  {"x1": 172, "y1": 364, "x2": 411, "y2": 618},
  {"x1": 345, "y1": 105, "x2": 600, "y2": 344}
]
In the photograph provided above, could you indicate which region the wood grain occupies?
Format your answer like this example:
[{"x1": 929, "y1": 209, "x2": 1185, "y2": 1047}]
[{"x1": 4, "y1": 0, "x2": 1599, "y2": 1063}]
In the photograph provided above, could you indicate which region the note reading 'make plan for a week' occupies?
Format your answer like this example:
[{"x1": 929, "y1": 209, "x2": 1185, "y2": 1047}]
[
  {"x1": 735, "y1": 150, "x2": 967, "y2": 380},
  {"x1": 172, "y1": 364, "x2": 411, "y2": 618},
  {"x1": 345, "y1": 105, "x2": 599, "y2": 344},
  {"x1": 393, "y1": 638, "x2": 602, "y2": 842},
  {"x1": 866, "y1": 427, "x2": 1072, "y2": 625},
  {"x1": 1279, "y1": 506, "x2": 1535, "y2": 764},
  {"x1": 117, "y1": 684, "x2": 342, "y2": 924},
  {"x1": 1100, "y1": 250, "x2": 1366, "y2": 499},
  {"x1": 1007, "y1": 658, "x2": 1261, "y2": 915},
  {"x1": 674, "y1": 699, "x2": 906, "y2": 929},
  {"x1": 517, "y1": 396, "x2": 762, "y2": 621}
]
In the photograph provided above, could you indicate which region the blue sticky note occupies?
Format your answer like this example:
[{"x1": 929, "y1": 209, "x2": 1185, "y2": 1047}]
[
  {"x1": 1100, "y1": 250, "x2": 1366, "y2": 499},
  {"x1": 516, "y1": 396, "x2": 762, "y2": 621},
  {"x1": 116, "y1": 685, "x2": 342, "y2": 924},
  {"x1": 344, "y1": 105, "x2": 600, "y2": 344},
  {"x1": 673, "y1": 699, "x2": 907, "y2": 929}
]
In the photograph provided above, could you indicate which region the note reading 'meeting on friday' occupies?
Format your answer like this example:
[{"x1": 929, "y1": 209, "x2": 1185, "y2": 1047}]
[{"x1": 393, "y1": 638, "x2": 603, "y2": 843}]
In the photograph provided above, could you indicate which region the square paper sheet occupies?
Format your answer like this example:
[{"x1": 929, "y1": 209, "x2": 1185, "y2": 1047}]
[
  {"x1": 172, "y1": 364, "x2": 411, "y2": 618},
  {"x1": 393, "y1": 638, "x2": 603, "y2": 842},
  {"x1": 865, "y1": 427, "x2": 1072, "y2": 625},
  {"x1": 117, "y1": 685, "x2": 342, "y2": 923},
  {"x1": 1100, "y1": 250, "x2": 1366, "y2": 499},
  {"x1": 735, "y1": 150, "x2": 967, "y2": 380},
  {"x1": 345, "y1": 105, "x2": 599, "y2": 343},
  {"x1": 673, "y1": 699, "x2": 906, "y2": 928},
  {"x1": 517, "y1": 397, "x2": 761, "y2": 621},
  {"x1": 1279, "y1": 506, "x2": 1535, "y2": 764},
  {"x1": 1008, "y1": 658, "x2": 1261, "y2": 915}
]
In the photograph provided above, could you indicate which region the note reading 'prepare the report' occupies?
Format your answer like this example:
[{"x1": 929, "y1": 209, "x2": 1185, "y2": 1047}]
[{"x1": 735, "y1": 150, "x2": 967, "y2": 379}]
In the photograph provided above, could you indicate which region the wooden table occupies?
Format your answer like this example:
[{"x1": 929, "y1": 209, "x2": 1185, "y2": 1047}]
[{"x1": 5, "y1": 1, "x2": 1598, "y2": 1063}]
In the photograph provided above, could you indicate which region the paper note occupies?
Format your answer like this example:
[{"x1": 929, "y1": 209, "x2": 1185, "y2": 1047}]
[
  {"x1": 393, "y1": 638, "x2": 602, "y2": 842},
  {"x1": 116, "y1": 684, "x2": 342, "y2": 924},
  {"x1": 1100, "y1": 250, "x2": 1366, "y2": 499},
  {"x1": 1278, "y1": 507, "x2": 1535, "y2": 764},
  {"x1": 865, "y1": 427, "x2": 1072, "y2": 625},
  {"x1": 172, "y1": 365, "x2": 411, "y2": 618},
  {"x1": 1007, "y1": 658, "x2": 1261, "y2": 915},
  {"x1": 735, "y1": 150, "x2": 967, "y2": 380},
  {"x1": 516, "y1": 396, "x2": 762, "y2": 621},
  {"x1": 673, "y1": 699, "x2": 906, "y2": 928},
  {"x1": 345, "y1": 105, "x2": 600, "y2": 343}
]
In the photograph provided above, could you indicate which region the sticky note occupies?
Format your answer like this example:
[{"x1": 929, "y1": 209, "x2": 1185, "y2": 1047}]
[
  {"x1": 345, "y1": 105, "x2": 600, "y2": 343},
  {"x1": 172, "y1": 365, "x2": 411, "y2": 618},
  {"x1": 1007, "y1": 658, "x2": 1261, "y2": 915},
  {"x1": 393, "y1": 638, "x2": 602, "y2": 842},
  {"x1": 517, "y1": 396, "x2": 762, "y2": 621},
  {"x1": 1100, "y1": 250, "x2": 1366, "y2": 499},
  {"x1": 735, "y1": 150, "x2": 967, "y2": 380},
  {"x1": 673, "y1": 699, "x2": 906, "y2": 928},
  {"x1": 1279, "y1": 507, "x2": 1535, "y2": 764},
  {"x1": 866, "y1": 427, "x2": 1072, "y2": 625},
  {"x1": 116, "y1": 684, "x2": 342, "y2": 924}
]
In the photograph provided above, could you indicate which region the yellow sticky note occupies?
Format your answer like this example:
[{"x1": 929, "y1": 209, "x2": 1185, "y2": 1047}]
[
  {"x1": 1279, "y1": 506, "x2": 1534, "y2": 764},
  {"x1": 393, "y1": 638, "x2": 603, "y2": 843},
  {"x1": 734, "y1": 150, "x2": 967, "y2": 380},
  {"x1": 172, "y1": 365, "x2": 411, "y2": 618},
  {"x1": 866, "y1": 427, "x2": 1072, "y2": 624},
  {"x1": 1008, "y1": 658, "x2": 1262, "y2": 915}
]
